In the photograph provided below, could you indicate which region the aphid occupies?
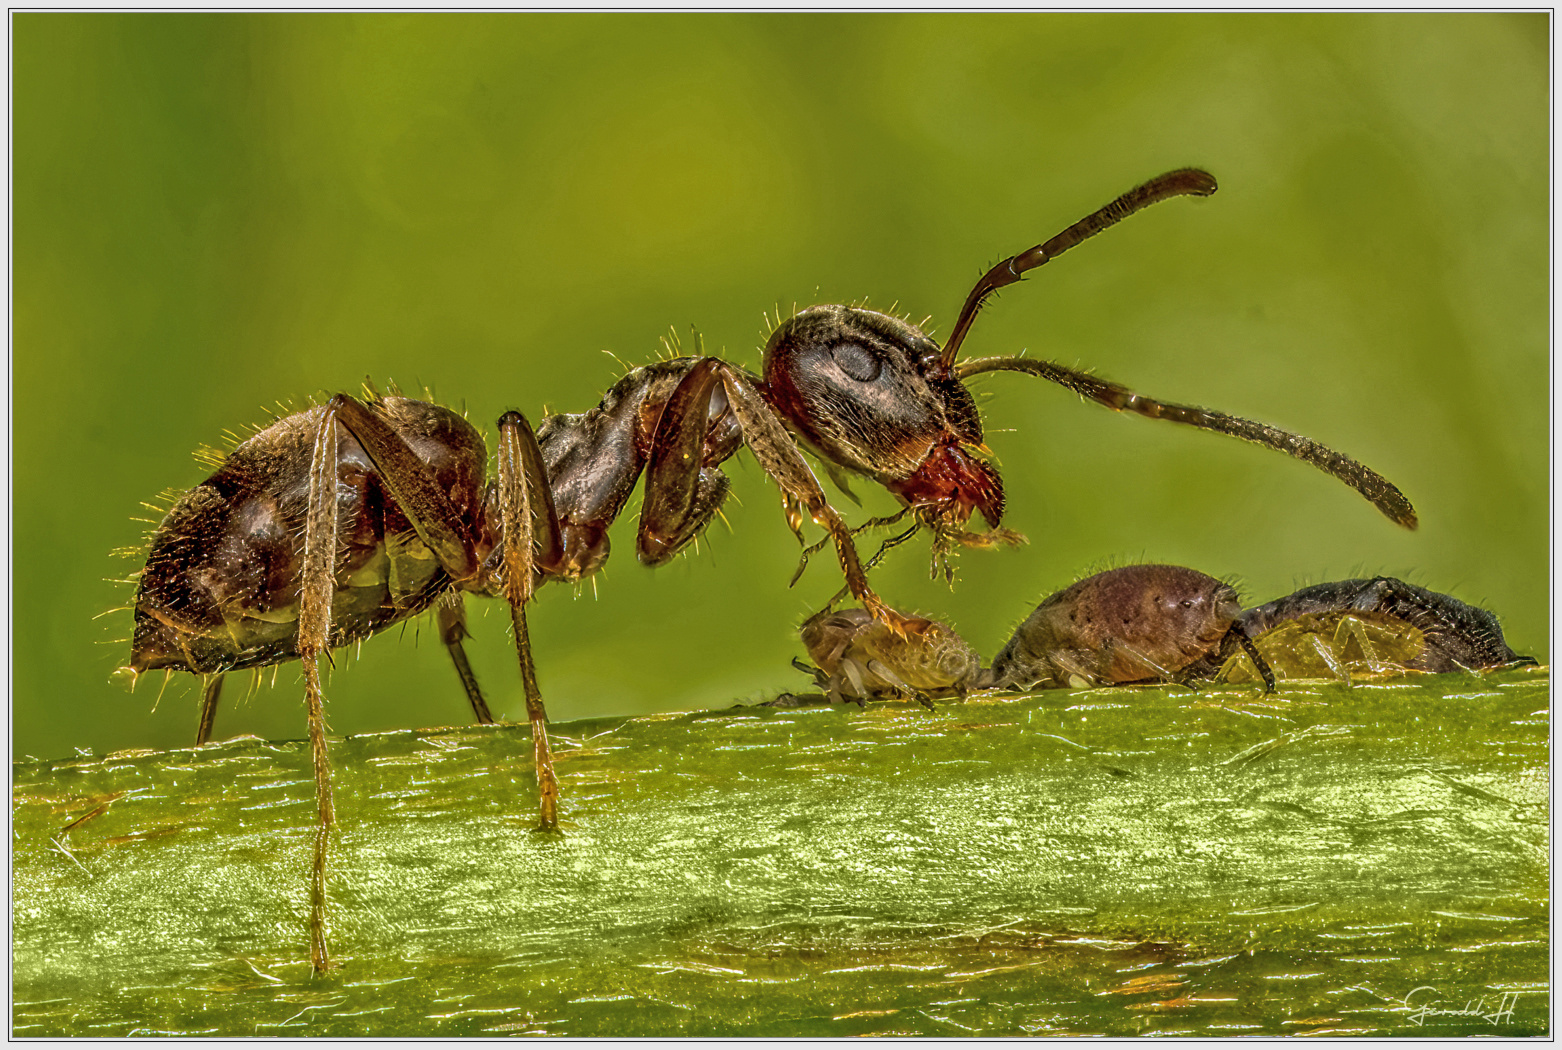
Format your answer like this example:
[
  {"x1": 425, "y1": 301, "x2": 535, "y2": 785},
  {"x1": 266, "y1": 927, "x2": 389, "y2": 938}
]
[
  {"x1": 1222, "y1": 577, "x2": 1534, "y2": 683},
  {"x1": 791, "y1": 605, "x2": 982, "y2": 708},
  {"x1": 981, "y1": 564, "x2": 1275, "y2": 692}
]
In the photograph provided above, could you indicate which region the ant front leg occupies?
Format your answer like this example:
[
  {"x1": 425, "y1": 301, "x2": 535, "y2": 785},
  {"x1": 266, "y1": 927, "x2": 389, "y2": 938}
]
[{"x1": 652, "y1": 359, "x2": 909, "y2": 633}]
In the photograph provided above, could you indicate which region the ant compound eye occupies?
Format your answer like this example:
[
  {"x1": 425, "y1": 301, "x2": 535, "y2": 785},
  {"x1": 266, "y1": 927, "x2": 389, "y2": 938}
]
[{"x1": 830, "y1": 341, "x2": 882, "y2": 383}]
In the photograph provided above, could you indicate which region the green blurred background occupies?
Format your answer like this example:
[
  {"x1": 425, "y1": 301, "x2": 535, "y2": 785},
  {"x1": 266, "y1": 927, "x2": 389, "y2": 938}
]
[{"x1": 13, "y1": 13, "x2": 1548, "y2": 761}]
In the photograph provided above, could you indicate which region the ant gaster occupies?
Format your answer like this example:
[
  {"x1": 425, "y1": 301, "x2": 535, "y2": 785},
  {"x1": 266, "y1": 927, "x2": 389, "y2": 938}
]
[{"x1": 124, "y1": 168, "x2": 1414, "y2": 972}]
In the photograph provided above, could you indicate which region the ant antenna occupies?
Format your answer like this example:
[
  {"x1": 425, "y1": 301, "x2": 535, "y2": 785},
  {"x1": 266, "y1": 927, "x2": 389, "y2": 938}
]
[{"x1": 938, "y1": 169, "x2": 1217, "y2": 368}]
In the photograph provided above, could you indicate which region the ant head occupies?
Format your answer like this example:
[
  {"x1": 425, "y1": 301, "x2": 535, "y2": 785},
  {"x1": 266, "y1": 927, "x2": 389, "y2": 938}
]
[{"x1": 762, "y1": 305, "x2": 1003, "y2": 529}]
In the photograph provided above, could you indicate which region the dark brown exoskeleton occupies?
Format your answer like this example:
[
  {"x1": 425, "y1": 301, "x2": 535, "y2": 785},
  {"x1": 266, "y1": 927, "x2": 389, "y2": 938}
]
[
  {"x1": 775, "y1": 169, "x2": 1417, "y2": 586},
  {"x1": 982, "y1": 564, "x2": 1276, "y2": 692},
  {"x1": 126, "y1": 360, "x2": 896, "y2": 972},
  {"x1": 124, "y1": 168, "x2": 1416, "y2": 971},
  {"x1": 1232, "y1": 577, "x2": 1534, "y2": 680}
]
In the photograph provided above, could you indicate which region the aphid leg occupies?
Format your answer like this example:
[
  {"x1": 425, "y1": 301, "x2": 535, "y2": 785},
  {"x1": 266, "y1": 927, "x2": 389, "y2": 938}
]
[
  {"x1": 707, "y1": 362, "x2": 908, "y2": 634},
  {"x1": 1048, "y1": 651, "x2": 1099, "y2": 690},
  {"x1": 297, "y1": 397, "x2": 345, "y2": 973},
  {"x1": 1308, "y1": 633, "x2": 1352, "y2": 687},
  {"x1": 1107, "y1": 640, "x2": 1177, "y2": 684},
  {"x1": 437, "y1": 594, "x2": 494, "y2": 724},
  {"x1": 791, "y1": 656, "x2": 830, "y2": 691},
  {"x1": 836, "y1": 660, "x2": 870, "y2": 707},
  {"x1": 495, "y1": 410, "x2": 562, "y2": 832},
  {"x1": 1333, "y1": 614, "x2": 1387, "y2": 674},
  {"x1": 195, "y1": 673, "x2": 223, "y2": 745},
  {"x1": 863, "y1": 659, "x2": 936, "y2": 711},
  {"x1": 1229, "y1": 627, "x2": 1278, "y2": 694}
]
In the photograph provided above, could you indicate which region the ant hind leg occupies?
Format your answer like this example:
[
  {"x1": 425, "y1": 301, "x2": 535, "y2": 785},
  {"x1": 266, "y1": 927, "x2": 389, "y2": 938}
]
[{"x1": 196, "y1": 673, "x2": 223, "y2": 745}]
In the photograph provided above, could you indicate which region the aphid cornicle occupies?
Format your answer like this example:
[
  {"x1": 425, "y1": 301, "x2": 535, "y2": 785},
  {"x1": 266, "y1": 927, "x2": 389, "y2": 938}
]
[{"x1": 125, "y1": 168, "x2": 1415, "y2": 972}]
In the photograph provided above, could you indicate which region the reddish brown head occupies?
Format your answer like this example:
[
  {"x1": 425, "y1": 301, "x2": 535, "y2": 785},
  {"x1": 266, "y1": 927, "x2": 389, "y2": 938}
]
[{"x1": 761, "y1": 305, "x2": 1003, "y2": 529}]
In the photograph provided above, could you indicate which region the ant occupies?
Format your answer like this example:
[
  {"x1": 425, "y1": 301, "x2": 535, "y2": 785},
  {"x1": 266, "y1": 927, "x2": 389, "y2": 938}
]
[
  {"x1": 1222, "y1": 577, "x2": 1534, "y2": 683},
  {"x1": 122, "y1": 169, "x2": 1414, "y2": 972}
]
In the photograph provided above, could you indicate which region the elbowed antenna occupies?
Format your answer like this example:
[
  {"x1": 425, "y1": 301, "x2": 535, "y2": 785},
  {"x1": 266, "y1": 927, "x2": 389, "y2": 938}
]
[
  {"x1": 955, "y1": 354, "x2": 1418, "y2": 529},
  {"x1": 938, "y1": 168, "x2": 1218, "y2": 369}
]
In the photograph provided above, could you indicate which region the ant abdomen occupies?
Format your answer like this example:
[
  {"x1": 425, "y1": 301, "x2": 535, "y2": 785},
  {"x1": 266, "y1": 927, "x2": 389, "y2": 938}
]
[{"x1": 131, "y1": 396, "x2": 488, "y2": 677}]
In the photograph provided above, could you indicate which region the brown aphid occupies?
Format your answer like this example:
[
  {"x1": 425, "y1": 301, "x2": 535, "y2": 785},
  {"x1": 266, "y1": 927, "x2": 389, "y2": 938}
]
[
  {"x1": 795, "y1": 606, "x2": 982, "y2": 708},
  {"x1": 982, "y1": 564, "x2": 1274, "y2": 692}
]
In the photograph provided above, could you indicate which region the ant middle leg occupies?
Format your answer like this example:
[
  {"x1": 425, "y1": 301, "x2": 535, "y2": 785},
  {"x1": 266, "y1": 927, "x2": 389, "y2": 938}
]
[
  {"x1": 494, "y1": 409, "x2": 566, "y2": 832},
  {"x1": 193, "y1": 598, "x2": 498, "y2": 748}
]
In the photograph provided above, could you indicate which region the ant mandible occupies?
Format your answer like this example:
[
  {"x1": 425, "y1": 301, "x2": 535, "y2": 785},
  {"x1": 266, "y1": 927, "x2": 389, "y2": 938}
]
[{"x1": 123, "y1": 168, "x2": 1414, "y2": 972}]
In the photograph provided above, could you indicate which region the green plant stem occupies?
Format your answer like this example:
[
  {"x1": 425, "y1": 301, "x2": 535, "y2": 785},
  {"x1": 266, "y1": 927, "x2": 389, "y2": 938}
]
[{"x1": 12, "y1": 668, "x2": 1549, "y2": 1037}]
